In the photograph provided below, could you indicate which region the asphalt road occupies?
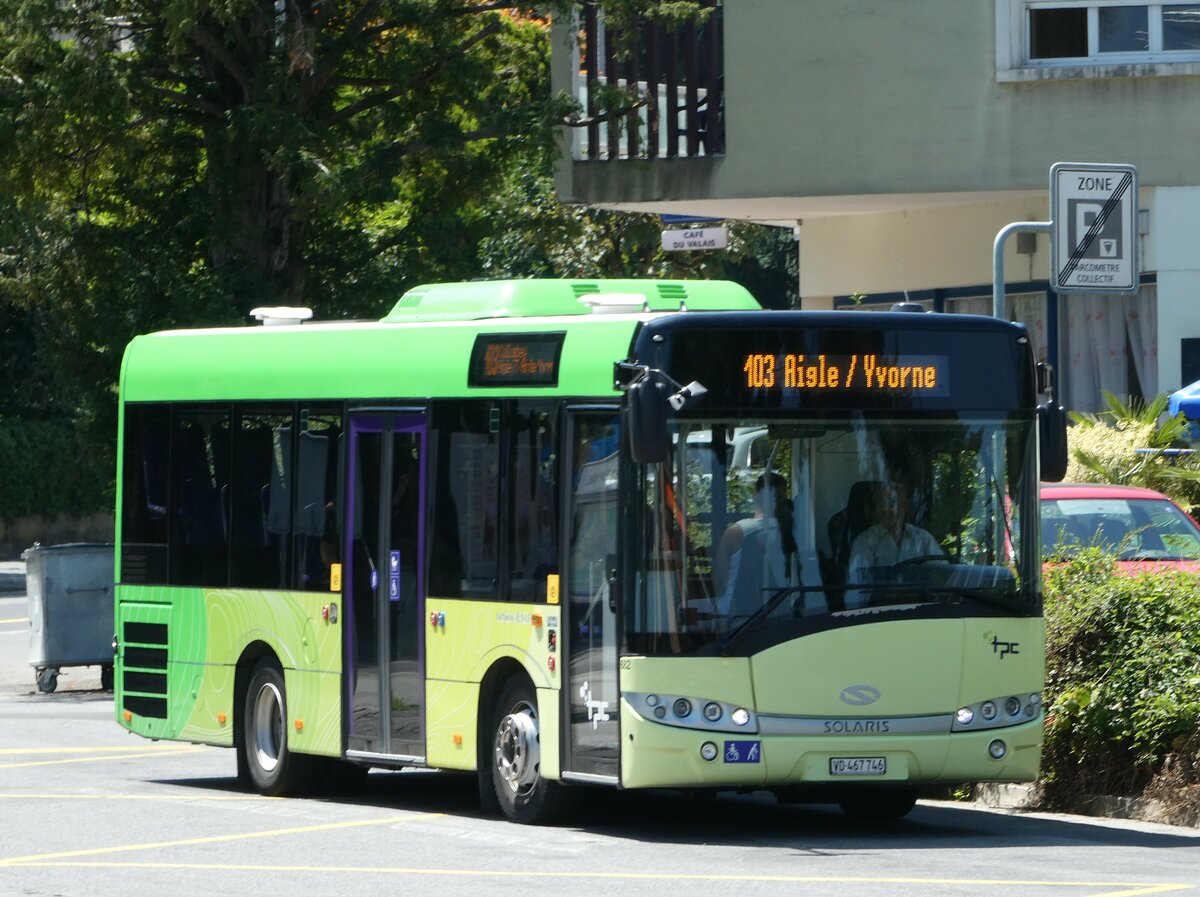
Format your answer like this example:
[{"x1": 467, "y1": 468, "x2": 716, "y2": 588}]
[{"x1": 1, "y1": 563, "x2": 1199, "y2": 897}]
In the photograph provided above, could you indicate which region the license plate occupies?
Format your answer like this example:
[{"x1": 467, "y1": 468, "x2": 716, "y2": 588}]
[{"x1": 830, "y1": 756, "x2": 886, "y2": 776}]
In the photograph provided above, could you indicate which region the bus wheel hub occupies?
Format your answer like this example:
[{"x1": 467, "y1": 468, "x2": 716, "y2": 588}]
[{"x1": 495, "y1": 709, "x2": 540, "y2": 793}]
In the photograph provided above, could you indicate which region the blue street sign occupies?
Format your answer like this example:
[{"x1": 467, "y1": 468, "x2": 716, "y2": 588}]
[{"x1": 661, "y1": 213, "x2": 723, "y2": 225}]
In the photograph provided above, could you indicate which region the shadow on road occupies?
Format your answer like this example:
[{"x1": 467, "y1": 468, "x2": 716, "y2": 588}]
[{"x1": 151, "y1": 766, "x2": 1200, "y2": 851}]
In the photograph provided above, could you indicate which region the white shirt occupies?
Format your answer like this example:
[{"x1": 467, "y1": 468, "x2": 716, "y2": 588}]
[{"x1": 846, "y1": 523, "x2": 943, "y2": 607}]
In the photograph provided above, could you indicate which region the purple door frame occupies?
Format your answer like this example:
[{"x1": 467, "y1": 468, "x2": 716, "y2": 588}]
[{"x1": 343, "y1": 413, "x2": 427, "y2": 749}]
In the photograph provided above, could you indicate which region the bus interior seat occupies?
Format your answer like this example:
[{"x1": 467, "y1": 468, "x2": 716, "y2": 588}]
[{"x1": 827, "y1": 480, "x2": 882, "y2": 582}]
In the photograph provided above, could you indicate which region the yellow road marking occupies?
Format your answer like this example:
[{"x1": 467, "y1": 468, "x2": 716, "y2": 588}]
[
  {"x1": 0, "y1": 746, "x2": 197, "y2": 756},
  {"x1": 0, "y1": 747, "x2": 207, "y2": 770},
  {"x1": 0, "y1": 792, "x2": 271, "y2": 802},
  {"x1": 0, "y1": 813, "x2": 445, "y2": 867},
  {"x1": 0, "y1": 804, "x2": 1188, "y2": 896},
  {"x1": 0, "y1": 617, "x2": 28, "y2": 624},
  {"x1": 0, "y1": 862, "x2": 1191, "y2": 894}
]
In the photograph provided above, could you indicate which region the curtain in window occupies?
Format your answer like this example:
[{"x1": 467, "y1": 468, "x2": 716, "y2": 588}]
[
  {"x1": 1060, "y1": 288, "x2": 1157, "y2": 412},
  {"x1": 1124, "y1": 284, "x2": 1158, "y2": 400},
  {"x1": 946, "y1": 294, "x2": 1050, "y2": 372},
  {"x1": 1010, "y1": 293, "x2": 1050, "y2": 369}
]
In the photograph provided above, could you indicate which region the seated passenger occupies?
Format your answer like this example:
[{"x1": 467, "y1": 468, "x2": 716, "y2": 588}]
[{"x1": 714, "y1": 473, "x2": 796, "y2": 623}]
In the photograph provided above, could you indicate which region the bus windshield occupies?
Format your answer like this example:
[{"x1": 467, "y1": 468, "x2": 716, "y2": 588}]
[{"x1": 627, "y1": 413, "x2": 1038, "y2": 656}]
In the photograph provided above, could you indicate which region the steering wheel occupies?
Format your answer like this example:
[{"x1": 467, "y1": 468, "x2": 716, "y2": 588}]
[{"x1": 894, "y1": 554, "x2": 950, "y2": 568}]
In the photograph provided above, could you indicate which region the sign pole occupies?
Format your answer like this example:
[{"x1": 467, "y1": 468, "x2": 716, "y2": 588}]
[{"x1": 992, "y1": 221, "x2": 1051, "y2": 318}]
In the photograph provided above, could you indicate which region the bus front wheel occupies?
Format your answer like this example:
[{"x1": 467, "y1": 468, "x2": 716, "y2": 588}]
[
  {"x1": 241, "y1": 657, "x2": 308, "y2": 796},
  {"x1": 485, "y1": 678, "x2": 563, "y2": 824}
]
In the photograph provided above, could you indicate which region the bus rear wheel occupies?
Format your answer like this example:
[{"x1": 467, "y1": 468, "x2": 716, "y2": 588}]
[
  {"x1": 240, "y1": 657, "x2": 308, "y2": 796},
  {"x1": 485, "y1": 678, "x2": 563, "y2": 824},
  {"x1": 838, "y1": 788, "x2": 918, "y2": 820}
]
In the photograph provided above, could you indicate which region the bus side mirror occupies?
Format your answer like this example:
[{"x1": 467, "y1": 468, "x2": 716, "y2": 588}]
[
  {"x1": 1038, "y1": 402, "x2": 1069, "y2": 483},
  {"x1": 626, "y1": 377, "x2": 671, "y2": 464}
]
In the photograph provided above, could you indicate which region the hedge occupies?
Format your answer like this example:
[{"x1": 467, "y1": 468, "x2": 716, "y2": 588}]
[
  {"x1": 1041, "y1": 550, "x2": 1200, "y2": 822},
  {"x1": 0, "y1": 417, "x2": 111, "y2": 518}
]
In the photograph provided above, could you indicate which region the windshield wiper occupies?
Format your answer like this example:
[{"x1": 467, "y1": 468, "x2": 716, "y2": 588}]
[
  {"x1": 923, "y1": 585, "x2": 1021, "y2": 613},
  {"x1": 719, "y1": 585, "x2": 811, "y2": 655}
]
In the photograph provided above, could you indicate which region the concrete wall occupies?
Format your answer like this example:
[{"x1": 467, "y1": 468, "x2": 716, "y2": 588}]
[
  {"x1": 558, "y1": 1, "x2": 1200, "y2": 205},
  {"x1": 1150, "y1": 187, "x2": 1200, "y2": 395},
  {"x1": 798, "y1": 196, "x2": 1054, "y2": 299}
]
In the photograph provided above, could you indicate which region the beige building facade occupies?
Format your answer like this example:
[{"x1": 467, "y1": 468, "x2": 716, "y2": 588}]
[{"x1": 552, "y1": 1, "x2": 1200, "y2": 412}]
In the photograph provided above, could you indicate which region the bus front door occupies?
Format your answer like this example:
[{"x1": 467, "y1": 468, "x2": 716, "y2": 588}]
[
  {"x1": 345, "y1": 413, "x2": 427, "y2": 759},
  {"x1": 562, "y1": 411, "x2": 621, "y2": 781}
]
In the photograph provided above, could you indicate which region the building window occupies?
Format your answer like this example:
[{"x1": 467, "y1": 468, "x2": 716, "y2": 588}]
[{"x1": 998, "y1": 2, "x2": 1200, "y2": 79}]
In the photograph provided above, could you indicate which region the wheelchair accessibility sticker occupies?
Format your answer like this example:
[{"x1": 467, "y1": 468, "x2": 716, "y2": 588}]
[{"x1": 723, "y1": 740, "x2": 761, "y2": 763}]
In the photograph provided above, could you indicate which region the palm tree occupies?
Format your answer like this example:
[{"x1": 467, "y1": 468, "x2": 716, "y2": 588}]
[{"x1": 1067, "y1": 391, "x2": 1200, "y2": 512}]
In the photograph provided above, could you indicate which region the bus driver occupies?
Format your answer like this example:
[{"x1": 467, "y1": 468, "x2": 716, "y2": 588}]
[{"x1": 846, "y1": 479, "x2": 942, "y2": 608}]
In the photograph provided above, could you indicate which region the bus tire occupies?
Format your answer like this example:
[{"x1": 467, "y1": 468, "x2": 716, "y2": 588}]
[
  {"x1": 241, "y1": 657, "x2": 308, "y2": 796},
  {"x1": 838, "y1": 788, "x2": 918, "y2": 820},
  {"x1": 485, "y1": 677, "x2": 563, "y2": 824}
]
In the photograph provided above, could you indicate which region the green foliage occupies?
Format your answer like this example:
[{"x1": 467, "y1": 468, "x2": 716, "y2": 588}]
[
  {"x1": 1066, "y1": 391, "x2": 1200, "y2": 513},
  {"x1": 0, "y1": 1, "x2": 787, "y2": 516},
  {"x1": 477, "y1": 159, "x2": 798, "y2": 304},
  {"x1": 0, "y1": 418, "x2": 110, "y2": 517},
  {"x1": 1040, "y1": 550, "x2": 1200, "y2": 808}
]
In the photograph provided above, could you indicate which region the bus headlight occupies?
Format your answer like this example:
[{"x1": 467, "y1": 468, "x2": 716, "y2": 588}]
[
  {"x1": 952, "y1": 692, "x2": 1041, "y2": 732},
  {"x1": 988, "y1": 739, "x2": 1008, "y2": 760},
  {"x1": 625, "y1": 693, "x2": 758, "y2": 733},
  {"x1": 700, "y1": 741, "x2": 719, "y2": 761}
]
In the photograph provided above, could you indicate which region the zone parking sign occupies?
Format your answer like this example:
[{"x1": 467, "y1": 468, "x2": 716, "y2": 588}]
[{"x1": 1051, "y1": 162, "x2": 1139, "y2": 295}]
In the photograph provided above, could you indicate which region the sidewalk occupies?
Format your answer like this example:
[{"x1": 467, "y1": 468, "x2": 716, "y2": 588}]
[{"x1": 0, "y1": 561, "x2": 25, "y2": 593}]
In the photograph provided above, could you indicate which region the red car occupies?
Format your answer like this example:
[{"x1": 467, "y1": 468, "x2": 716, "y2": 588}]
[{"x1": 1040, "y1": 483, "x2": 1200, "y2": 572}]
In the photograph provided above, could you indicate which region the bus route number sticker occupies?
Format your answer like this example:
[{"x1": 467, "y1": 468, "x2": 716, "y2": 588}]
[{"x1": 724, "y1": 741, "x2": 761, "y2": 764}]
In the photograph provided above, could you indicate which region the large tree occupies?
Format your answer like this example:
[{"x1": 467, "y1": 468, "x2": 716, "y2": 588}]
[
  {"x1": 1, "y1": 1, "x2": 781, "y2": 488},
  {"x1": 3, "y1": 1, "x2": 581, "y2": 311},
  {"x1": 0, "y1": 1, "x2": 577, "y2": 450}
]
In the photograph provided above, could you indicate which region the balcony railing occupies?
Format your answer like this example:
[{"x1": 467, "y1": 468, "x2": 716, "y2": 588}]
[{"x1": 570, "y1": 0, "x2": 724, "y2": 161}]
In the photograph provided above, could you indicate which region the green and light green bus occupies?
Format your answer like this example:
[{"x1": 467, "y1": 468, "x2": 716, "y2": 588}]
[{"x1": 114, "y1": 278, "x2": 1063, "y2": 822}]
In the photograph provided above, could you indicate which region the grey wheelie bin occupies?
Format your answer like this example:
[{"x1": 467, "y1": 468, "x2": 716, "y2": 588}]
[{"x1": 24, "y1": 543, "x2": 115, "y2": 693}]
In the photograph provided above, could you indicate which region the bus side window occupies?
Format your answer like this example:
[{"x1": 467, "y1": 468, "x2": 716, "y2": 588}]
[
  {"x1": 430, "y1": 401, "x2": 498, "y2": 599},
  {"x1": 121, "y1": 404, "x2": 170, "y2": 585},
  {"x1": 508, "y1": 402, "x2": 558, "y2": 602},
  {"x1": 295, "y1": 409, "x2": 342, "y2": 592},
  {"x1": 171, "y1": 407, "x2": 230, "y2": 588},
  {"x1": 230, "y1": 408, "x2": 291, "y2": 589}
]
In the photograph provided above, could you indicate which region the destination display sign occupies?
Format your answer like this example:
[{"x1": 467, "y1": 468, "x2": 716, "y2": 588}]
[
  {"x1": 652, "y1": 321, "x2": 1030, "y2": 413},
  {"x1": 468, "y1": 332, "x2": 565, "y2": 387},
  {"x1": 741, "y1": 353, "x2": 949, "y2": 396}
]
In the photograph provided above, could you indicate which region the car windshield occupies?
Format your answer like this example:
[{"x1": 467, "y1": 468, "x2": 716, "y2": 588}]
[
  {"x1": 627, "y1": 413, "x2": 1039, "y2": 657},
  {"x1": 1041, "y1": 496, "x2": 1200, "y2": 561}
]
